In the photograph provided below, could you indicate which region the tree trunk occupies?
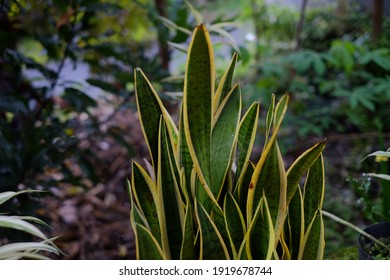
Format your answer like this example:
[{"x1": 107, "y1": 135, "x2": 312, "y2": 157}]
[
  {"x1": 295, "y1": 0, "x2": 309, "y2": 50},
  {"x1": 154, "y1": 0, "x2": 170, "y2": 70},
  {"x1": 372, "y1": 0, "x2": 384, "y2": 43}
]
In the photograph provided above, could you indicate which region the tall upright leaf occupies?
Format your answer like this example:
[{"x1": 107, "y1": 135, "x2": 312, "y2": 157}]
[
  {"x1": 234, "y1": 102, "x2": 259, "y2": 189},
  {"x1": 299, "y1": 211, "x2": 325, "y2": 260},
  {"x1": 180, "y1": 203, "x2": 195, "y2": 260},
  {"x1": 183, "y1": 24, "x2": 214, "y2": 189},
  {"x1": 247, "y1": 94, "x2": 289, "y2": 225},
  {"x1": 211, "y1": 84, "x2": 241, "y2": 198},
  {"x1": 179, "y1": 109, "x2": 193, "y2": 199},
  {"x1": 134, "y1": 68, "x2": 165, "y2": 170},
  {"x1": 213, "y1": 52, "x2": 238, "y2": 113},
  {"x1": 303, "y1": 155, "x2": 325, "y2": 230},
  {"x1": 252, "y1": 140, "x2": 287, "y2": 242},
  {"x1": 246, "y1": 196, "x2": 275, "y2": 260},
  {"x1": 286, "y1": 187, "x2": 304, "y2": 259},
  {"x1": 157, "y1": 118, "x2": 183, "y2": 259}
]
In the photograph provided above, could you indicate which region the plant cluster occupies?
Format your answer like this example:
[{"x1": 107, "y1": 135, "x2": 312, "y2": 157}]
[
  {"x1": 0, "y1": 190, "x2": 59, "y2": 259},
  {"x1": 129, "y1": 24, "x2": 327, "y2": 260}
]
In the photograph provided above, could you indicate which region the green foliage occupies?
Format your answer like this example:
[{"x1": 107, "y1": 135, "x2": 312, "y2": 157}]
[
  {"x1": 129, "y1": 24, "x2": 327, "y2": 260},
  {"x1": 0, "y1": 0, "x2": 181, "y2": 246},
  {"x1": 0, "y1": 190, "x2": 60, "y2": 259},
  {"x1": 0, "y1": 0, "x2": 178, "y2": 193},
  {"x1": 224, "y1": 2, "x2": 390, "y2": 144},
  {"x1": 250, "y1": 39, "x2": 390, "y2": 138}
]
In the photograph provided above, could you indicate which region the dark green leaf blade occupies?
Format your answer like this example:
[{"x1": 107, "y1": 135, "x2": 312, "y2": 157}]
[
  {"x1": 134, "y1": 68, "x2": 165, "y2": 170},
  {"x1": 224, "y1": 193, "x2": 246, "y2": 257},
  {"x1": 158, "y1": 118, "x2": 183, "y2": 259},
  {"x1": 183, "y1": 24, "x2": 214, "y2": 188},
  {"x1": 235, "y1": 102, "x2": 259, "y2": 189},
  {"x1": 135, "y1": 223, "x2": 165, "y2": 260},
  {"x1": 214, "y1": 52, "x2": 238, "y2": 111},
  {"x1": 286, "y1": 140, "x2": 326, "y2": 204},
  {"x1": 211, "y1": 84, "x2": 241, "y2": 198},
  {"x1": 303, "y1": 154, "x2": 325, "y2": 230},
  {"x1": 197, "y1": 202, "x2": 230, "y2": 260},
  {"x1": 131, "y1": 162, "x2": 161, "y2": 244},
  {"x1": 300, "y1": 211, "x2": 324, "y2": 260},
  {"x1": 180, "y1": 203, "x2": 195, "y2": 260}
]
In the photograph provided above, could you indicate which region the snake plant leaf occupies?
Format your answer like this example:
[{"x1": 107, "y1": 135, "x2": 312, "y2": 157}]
[
  {"x1": 237, "y1": 238, "x2": 249, "y2": 259},
  {"x1": 129, "y1": 180, "x2": 149, "y2": 230},
  {"x1": 196, "y1": 202, "x2": 230, "y2": 260},
  {"x1": 135, "y1": 223, "x2": 165, "y2": 260},
  {"x1": 299, "y1": 210, "x2": 325, "y2": 260},
  {"x1": 286, "y1": 187, "x2": 304, "y2": 259},
  {"x1": 278, "y1": 234, "x2": 291, "y2": 260},
  {"x1": 131, "y1": 202, "x2": 149, "y2": 229},
  {"x1": 183, "y1": 23, "x2": 214, "y2": 189},
  {"x1": 303, "y1": 154, "x2": 325, "y2": 230},
  {"x1": 264, "y1": 94, "x2": 288, "y2": 146},
  {"x1": 247, "y1": 95, "x2": 288, "y2": 225},
  {"x1": 158, "y1": 118, "x2": 184, "y2": 259},
  {"x1": 224, "y1": 192, "x2": 246, "y2": 258},
  {"x1": 180, "y1": 203, "x2": 195, "y2": 260},
  {"x1": 193, "y1": 171, "x2": 220, "y2": 214},
  {"x1": 179, "y1": 109, "x2": 193, "y2": 199},
  {"x1": 265, "y1": 95, "x2": 275, "y2": 144},
  {"x1": 286, "y1": 139, "x2": 326, "y2": 204},
  {"x1": 131, "y1": 161, "x2": 161, "y2": 244},
  {"x1": 190, "y1": 167, "x2": 217, "y2": 212},
  {"x1": 234, "y1": 102, "x2": 259, "y2": 190},
  {"x1": 211, "y1": 83, "x2": 241, "y2": 199},
  {"x1": 209, "y1": 200, "x2": 232, "y2": 256},
  {"x1": 246, "y1": 195, "x2": 275, "y2": 260},
  {"x1": 213, "y1": 52, "x2": 238, "y2": 113},
  {"x1": 251, "y1": 140, "x2": 286, "y2": 242},
  {"x1": 134, "y1": 68, "x2": 178, "y2": 172},
  {"x1": 234, "y1": 161, "x2": 254, "y2": 220},
  {"x1": 273, "y1": 94, "x2": 289, "y2": 130}
]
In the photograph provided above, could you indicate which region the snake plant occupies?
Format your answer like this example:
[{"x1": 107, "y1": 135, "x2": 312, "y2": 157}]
[{"x1": 129, "y1": 24, "x2": 326, "y2": 260}]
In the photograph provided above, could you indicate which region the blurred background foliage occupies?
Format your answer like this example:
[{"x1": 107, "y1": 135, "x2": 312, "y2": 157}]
[{"x1": 0, "y1": 0, "x2": 389, "y2": 259}]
